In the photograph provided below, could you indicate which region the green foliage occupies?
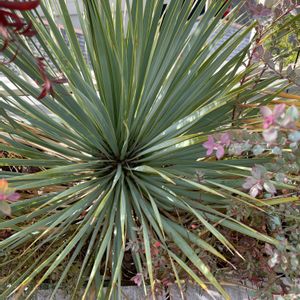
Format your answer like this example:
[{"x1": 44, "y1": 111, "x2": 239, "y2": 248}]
[
  {"x1": 266, "y1": 14, "x2": 300, "y2": 67},
  {"x1": 0, "y1": 0, "x2": 292, "y2": 299}
]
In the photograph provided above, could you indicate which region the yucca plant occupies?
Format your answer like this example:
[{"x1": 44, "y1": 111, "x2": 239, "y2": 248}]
[{"x1": 0, "y1": 0, "x2": 294, "y2": 299}]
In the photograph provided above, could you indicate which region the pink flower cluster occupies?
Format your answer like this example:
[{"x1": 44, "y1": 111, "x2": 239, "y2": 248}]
[
  {"x1": 201, "y1": 104, "x2": 300, "y2": 198},
  {"x1": 261, "y1": 104, "x2": 298, "y2": 143},
  {"x1": 203, "y1": 133, "x2": 231, "y2": 160}
]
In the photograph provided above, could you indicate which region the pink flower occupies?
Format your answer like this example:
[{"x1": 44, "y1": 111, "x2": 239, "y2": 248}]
[
  {"x1": 243, "y1": 165, "x2": 276, "y2": 198},
  {"x1": 0, "y1": 191, "x2": 20, "y2": 201},
  {"x1": 262, "y1": 127, "x2": 278, "y2": 143},
  {"x1": 260, "y1": 104, "x2": 286, "y2": 129},
  {"x1": 243, "y1": 176, "x2": 263, "y2": 198},
  {"x1": 203, "y1": 133, "x2": 231, "y2": 159},
  {"x1": 220, "y1": 133, "x2": 231, "y2": 146},
  {"x1": 0, "y1": 179, "x2": 20, "y2": 202},
  {"x1": 203, "y1": 136, "x2": 216, "y2": 156},
  {"x1": 131, "y1": 273, "x2": 143, "y2": 287}
]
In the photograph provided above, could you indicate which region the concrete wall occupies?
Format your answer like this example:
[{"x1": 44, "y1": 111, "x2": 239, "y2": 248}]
[{"x1": 24, "y1": 285, "x2": 252, "y2": 300}]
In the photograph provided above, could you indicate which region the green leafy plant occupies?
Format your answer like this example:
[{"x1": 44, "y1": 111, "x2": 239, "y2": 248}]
[
  {"x1": 0, "y1": 1, "x2": 297, "y2": 299},
  {"x1": 244, "y1": 0, "x2": 300, "y2": 88}
]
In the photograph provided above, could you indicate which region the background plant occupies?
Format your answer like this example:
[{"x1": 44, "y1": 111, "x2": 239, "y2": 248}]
[
  {"x1": 244, "y1": 0, "x2": 300, "y2": 88},
  {"x1": 0, "y1": 1, "x2": 299, "y2": 299},
  {"x1": 205, "y1": 104, "x2": 300, "y2": 196},
  {"x1": 202, "y1": 101, "x2": 300, "y2": 298}
]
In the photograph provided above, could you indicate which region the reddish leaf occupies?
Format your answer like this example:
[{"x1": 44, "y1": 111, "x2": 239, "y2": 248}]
[
  {"x1": 37, "y1": 78, "x2": 53, "y2": 100},
  {"x1": 18, "y1": 21, "x2": 35, "y2": 36},
  {"x1": 36, "y1": 58, "x2": 67, "y2": 99},
  {"x1": 0, "y1": 1, "x2": 40, "y2": 58},
  {"x1": 223, "y1": 2, "x2": 231, "y2": 18},
  {"x1": 0, "y1": 0, "x2": 40, "y2": 11}
]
